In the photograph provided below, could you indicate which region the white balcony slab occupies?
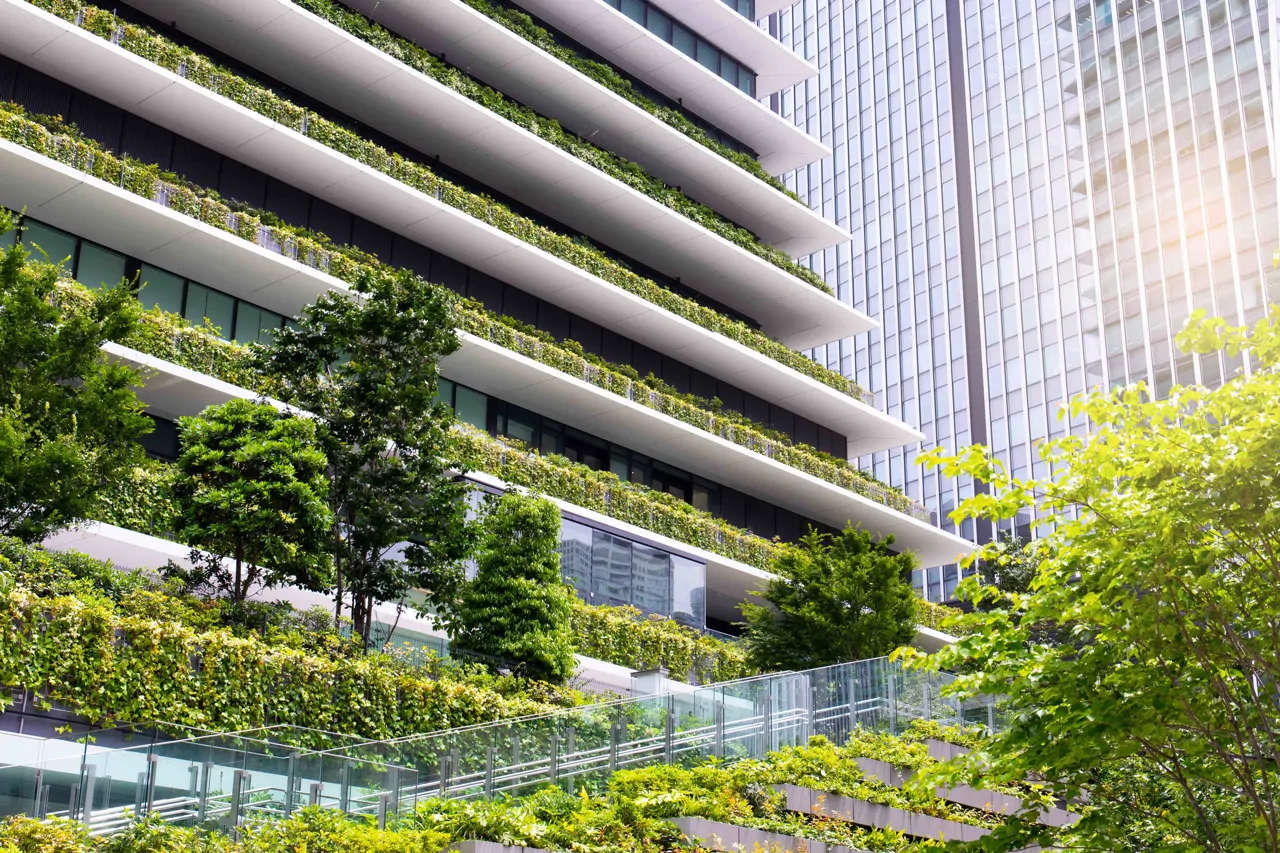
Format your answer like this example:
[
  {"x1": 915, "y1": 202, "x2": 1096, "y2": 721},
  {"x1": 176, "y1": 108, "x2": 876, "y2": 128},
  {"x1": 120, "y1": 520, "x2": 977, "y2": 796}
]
[
  {"x1": 103, "y1": 342, "x2": 291, "y2": 420},
  {"x1": 445, "y1": 334, "x2": 973, "y2": 569},
  {"x1": 0, "y1": 141, "x2": 349, "y2": 318},
  {"x1": 753, "y1": 0, "x2": 798, "y2": 19},
  {"x1": 342, "y1": 0, "x2": 845, "y2": 254},
  {"x1": 643, "y1": 0, "x2": 810, "y2": 96},
  {"x1": 0, "y1": 3, "x2": 896, "y2": 440},
  {"x1": 508, "y1": 0, "x2": 826, "y2": 174},
  {"x1": 123, "y1": 0, "x2": 857, "y2": 341}
]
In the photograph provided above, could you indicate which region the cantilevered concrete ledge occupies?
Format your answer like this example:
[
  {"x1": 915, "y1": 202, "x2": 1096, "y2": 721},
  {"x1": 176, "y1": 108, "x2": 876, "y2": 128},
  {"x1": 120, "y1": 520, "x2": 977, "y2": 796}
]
[
  {"x1": 123, "y1": 0, "x2": 858, "y2": 337},
  {"x1": 340, "y1": 0, "x2": 846, "y2": 254},
  {"x1": 644, "y1": 0, "x2": 811, "y2": 95},
  {"x1": 509, "y1": 0, "x2": 828, "y2": 173},
  {"x1": 103, "y1": 342, "x2": 291, "y2": 420},
  {"x1": 0, "y1": 131, "x2": 896, "y2": 445},
  {"x1": 446, "y1": 334, "x2": 972, "y2": 568},
  {"x1": 0, "y1": 141, "x2": 349, "y2": 317}
]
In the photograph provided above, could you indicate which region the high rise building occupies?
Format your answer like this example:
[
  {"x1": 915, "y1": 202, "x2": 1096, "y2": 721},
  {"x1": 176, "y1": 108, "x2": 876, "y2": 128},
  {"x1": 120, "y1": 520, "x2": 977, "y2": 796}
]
[
  {"x1": 774, "y1": 0, "x2": 1275, "y2": 601},
  {"x1": 0, "y1": 0, "x2": 968, "y2": 637}
]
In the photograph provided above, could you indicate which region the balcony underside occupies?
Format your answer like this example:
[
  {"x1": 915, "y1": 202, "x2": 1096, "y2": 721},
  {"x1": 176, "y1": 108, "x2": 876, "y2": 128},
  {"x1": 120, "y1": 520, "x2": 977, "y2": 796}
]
[
  {"x1": 340, "y1": 0, "x2": 846, "y2": 255},
  {"x1": 510, "y1": 0, "x2": 828, "y2": 174},
  {"x1": 446, "y1": 334, "x2": 971, "y2": 568},
  {"x1": 119, "y1": 0, "x2": 862, "y2": 344},
  {"x1": 0, "y1": 136, "x2": 904, "y2": 443},
  {"x1": 644, "y1": 0, "x2": 811, "y2": 96}
]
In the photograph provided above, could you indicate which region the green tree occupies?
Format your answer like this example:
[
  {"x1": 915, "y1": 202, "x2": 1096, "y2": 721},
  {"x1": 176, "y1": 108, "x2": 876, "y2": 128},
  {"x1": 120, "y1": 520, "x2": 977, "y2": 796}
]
[
  {"x1": 906, "y1": 311, "x2": 1280, "y2": 853},
  {"x1": 0, "y1": 212, "x2": 151, "y2": 541},
  {"x1": 257, "y1": 267, "x2": 474, "y2": 642},
  {"x1": 740, "y1": 526, "x2": 918, "y2": 671},
  {"x1": 445, "y1": 492, "x2": 576, "y2": 683},
  {"x1": 171, "y1": 399, "x2": 333, "y2": 604}
]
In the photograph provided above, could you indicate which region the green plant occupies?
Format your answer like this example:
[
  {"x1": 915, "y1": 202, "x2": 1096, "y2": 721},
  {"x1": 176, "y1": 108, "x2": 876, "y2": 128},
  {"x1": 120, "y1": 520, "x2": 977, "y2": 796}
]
[
  {"x1": 289, "y1": 0, "x2": 830, "y2": 295},
  {"x1": 91, "y1": 457, "x2": 179, "y2": 538},
  {"x1": 0, "y1": 212, "x2": 153, "y2": 541},
  {"x1": 257, "y1": 266, "x2": 476, "y2": 644},
  {"x1": 454, "y1": 0, "x2": 803, "y2": 203},
  {"x1": 569, "y1": 601, "x2": 752, "y2": 683},
  {"x1": 907, "y1": 310, "x2": 1280, "y2": 852},
  {"x1": 742, "y1": 527, "x2": 919, "y2": 671},
  {"x1": 3, "y1": 8, "x2": 863, "y2": 398},
  {"x1": 0, "y1": 583, "x2": 571, "y2": 739},
  {"x1": 169, "y1": 400, "x2": 334, "y2": 603},
  {"x1": 446, "y1": 492, "x2": 577, "y2": 683}
]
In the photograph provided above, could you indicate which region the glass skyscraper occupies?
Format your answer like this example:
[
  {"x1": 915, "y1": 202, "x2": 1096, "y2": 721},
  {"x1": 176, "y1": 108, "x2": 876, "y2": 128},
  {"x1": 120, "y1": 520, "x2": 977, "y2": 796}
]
[{"x1": 774, "y1": 0, "x2": 1275, "y2": 601}]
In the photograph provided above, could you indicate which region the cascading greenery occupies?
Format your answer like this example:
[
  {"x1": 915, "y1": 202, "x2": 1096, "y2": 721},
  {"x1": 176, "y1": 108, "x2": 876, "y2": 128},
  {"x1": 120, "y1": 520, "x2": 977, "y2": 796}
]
[
  {"x1": 288, "y1": 0, "x2": 831, "y2": 293},
  {"x1": 454, "y1": 0, "x2": 805, "y2": 201},
  {"x1": 0, "y1": 93, "x2": 863, "y2": 399},
  {"x1": 0, "y1": 539, "x2": 757, "y2": 733},
  {"x1": 22, "y1": 134, "x2": 914, "y2": 518},
  {"x1": 0, "y1": 727, "x2": 1021, "y2": 853},
  {"x1": 569, "y1": 601, "x2": 751, "y2": 683}
]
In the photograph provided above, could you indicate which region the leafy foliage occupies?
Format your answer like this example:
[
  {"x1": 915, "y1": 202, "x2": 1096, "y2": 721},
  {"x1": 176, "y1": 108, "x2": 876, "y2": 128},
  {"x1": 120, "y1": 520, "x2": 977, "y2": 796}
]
[
  {"x1": 0, "y1": 213, "x2": 151, "y2": 541},
  {"x1": 258, "y1": 266, "x2": 474, "y2": 644},
  {"x1": 907, "y1": 311, "x2": 1280, "y2": 853},
  {"x1": 170, "y1": 400, "x2": 333, "y2": 603},
  {"x1": 454, "y1": 0, "x2": 803, "y2": 202},
  {"x1": 5, "y1": 5, "x2": 864, "y2": 397},
  {"x1": 742, "y1": 527, "x2": 918, "y2": 671},
  {"x1": 446, "y1": 493, "x2": 577, "y2": 683},
  {"x1": 569, "y1": 601, "x2": 752, "y2": 683},
  {"x1": 290, "y1": 0, "x2": 831, "y2": 294},
  {"x1": 0, "y1": 580, "x2": 573, "y2": 740}
]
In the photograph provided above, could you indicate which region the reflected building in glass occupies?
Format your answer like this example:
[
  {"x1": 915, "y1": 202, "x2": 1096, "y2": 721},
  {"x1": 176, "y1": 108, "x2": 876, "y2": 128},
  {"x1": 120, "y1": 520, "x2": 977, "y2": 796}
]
[{"x1": 771, "y1": 0, "x2": 1275, "y2": 601}]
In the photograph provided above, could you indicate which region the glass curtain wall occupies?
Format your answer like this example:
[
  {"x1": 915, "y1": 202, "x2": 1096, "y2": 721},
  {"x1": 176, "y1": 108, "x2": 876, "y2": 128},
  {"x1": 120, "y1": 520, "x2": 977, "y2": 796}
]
[
  {"x1": 960, "y1": 0, "x2": 1275, "y2": 544},
  {"x1": 772, "y1": 0, "x2": 976, "y2": 601}
]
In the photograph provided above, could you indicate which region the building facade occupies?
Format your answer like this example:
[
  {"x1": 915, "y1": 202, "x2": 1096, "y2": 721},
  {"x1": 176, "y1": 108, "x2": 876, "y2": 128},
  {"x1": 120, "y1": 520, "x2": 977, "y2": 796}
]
[
  {"x1": 773, "y1": 0, "x2": 1275, "y2": 601},
  {"x1": 0, "y1": 0, "x2": 967, "y2": 635}
]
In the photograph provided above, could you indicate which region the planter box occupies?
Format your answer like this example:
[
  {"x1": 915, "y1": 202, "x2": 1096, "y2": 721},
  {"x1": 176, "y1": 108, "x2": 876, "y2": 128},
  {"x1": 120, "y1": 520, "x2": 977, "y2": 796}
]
[
  {"x1": 448, "y1": 842, "x2": 551, "y2": 853},
  {"x1": 671, "y1": 816, "x2": 868, "y2": 853},
  {"x1": 779, "y1": 783, "x2": 992, "y2": 843}
]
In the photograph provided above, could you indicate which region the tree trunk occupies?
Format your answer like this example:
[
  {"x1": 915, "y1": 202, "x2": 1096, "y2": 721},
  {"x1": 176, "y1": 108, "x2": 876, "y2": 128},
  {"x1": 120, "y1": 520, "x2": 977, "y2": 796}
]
[{"x1": 234, "y1": 542, "x2": 244, "y2": 604}]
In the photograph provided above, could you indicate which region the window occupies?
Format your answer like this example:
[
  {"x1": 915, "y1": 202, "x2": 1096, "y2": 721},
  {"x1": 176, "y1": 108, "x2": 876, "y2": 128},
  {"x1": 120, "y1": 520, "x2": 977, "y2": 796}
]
[{"x1": 76, "y1": 243, "x2": 128, "y2": 291}]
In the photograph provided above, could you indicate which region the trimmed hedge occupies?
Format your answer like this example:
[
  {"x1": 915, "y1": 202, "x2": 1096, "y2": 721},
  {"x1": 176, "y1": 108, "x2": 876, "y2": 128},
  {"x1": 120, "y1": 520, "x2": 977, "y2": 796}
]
[{"x1": 13, "y1": 3, "x2": 864, "y2": 399}]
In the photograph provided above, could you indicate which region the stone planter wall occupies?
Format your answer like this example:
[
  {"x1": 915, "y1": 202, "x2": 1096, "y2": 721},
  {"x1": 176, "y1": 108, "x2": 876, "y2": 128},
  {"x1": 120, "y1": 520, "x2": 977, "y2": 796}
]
[
  {"x1": 670, "y1": 816, "x2": 869, "y2": 853},
  {"x1": 852, "y1": 757, "x2": 1076, "y2": 828},
  {"x1": 779, "y1": 783, "x2": 992, "y2": 843}
]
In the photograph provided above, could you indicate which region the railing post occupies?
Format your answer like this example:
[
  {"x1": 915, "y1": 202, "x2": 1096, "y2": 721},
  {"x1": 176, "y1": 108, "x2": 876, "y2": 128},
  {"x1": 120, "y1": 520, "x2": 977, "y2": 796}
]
[
  {"x1": 81, "y1": 764, "x2": 96, "y2": 828},
  {"x1": 484, "y1": 746, "x2": 496, "y2": 798},
  {"x1": 144, "y1": 754, "x2": 158, "y2": 816},
  {"x1": 713, "y1": 700, "x2": 725, "y2": 759},
  {"x1": 388, "y1": 767, "x2": 400, "y2": 815},
  {"x1": 760, "y1": 689, "x2": 773, "y2": 756},
  {"x1": 29, "y1": 769, "x2": 44, "y2": 818},
  {"x1": 284, "y1": 751, "x2": 299, "y2": 818},
  {"x1": 197, "y1": 762, "x2": 213, "y2": 822},
  {"x1": 229, "y1": 769, "x2": 248, "y2": 828},
  {"x1": 887, "y1": 667, "x2": 899, "y2": 736},
  {"x1": 663, "y1": 696, "x2": 675, "y2": 764}
]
